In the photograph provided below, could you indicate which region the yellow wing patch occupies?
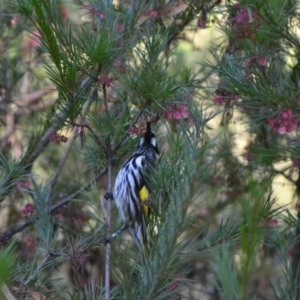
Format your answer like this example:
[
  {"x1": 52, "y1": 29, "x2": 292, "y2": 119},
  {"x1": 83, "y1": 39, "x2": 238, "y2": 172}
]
[{"x1": 139, "y1": 186, "x2": 149, "y2": 218}]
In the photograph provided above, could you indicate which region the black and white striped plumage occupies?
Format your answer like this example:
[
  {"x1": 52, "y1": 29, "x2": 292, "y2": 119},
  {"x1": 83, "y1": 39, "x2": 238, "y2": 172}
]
[{"x1": 113, "y1": 122, "x2": 158, "y2": 248}]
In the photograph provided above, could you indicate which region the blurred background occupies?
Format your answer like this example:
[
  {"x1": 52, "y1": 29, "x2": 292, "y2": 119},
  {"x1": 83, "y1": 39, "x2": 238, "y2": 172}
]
[{"x1": 0, "y1": 0, "x2": 300, "y2": 299}]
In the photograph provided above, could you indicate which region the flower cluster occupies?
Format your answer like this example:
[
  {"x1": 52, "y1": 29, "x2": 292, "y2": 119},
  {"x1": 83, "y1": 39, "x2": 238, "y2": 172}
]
[
  {"x1": 168, "y1": 275, "x2": 183, "y2": 291},
  {"x1": 15, "y1": 181, "x2": 31, "y2": 189},
  {"x1": 213, "y1": 89, "x2": 239, "y2": 105},
  {"x1": 228, "y1": 4, "x2": 259, "y2": 39},
  {"x1": 115, "y1": 24, "x2": 124, "y2": 33},
  {"x1": 197, "y1": 8, "x2": 208, "y2": 29},
  {"x1": 268, "y1": 109, "x2": 299, "y2": 135},
  {"x1": 81, "y1": 5, "x2": 105, "y2": 19},
  {"x1": 258, "y1": 218, "x2": 278, "y2": 228},
  {"x1": 74, "y1": 255, "x2": 85, "y2": 268},
  {"x1": 144, "y1": 9, "x2": 158, "y2": 17},
  {"x1": 162, "y1": 104, "x2": 189, "y2": 120},
  {"x1": 99, "y1": 76, "x2": 114, "y2": 87},
  {"x1": 244, "y1": 56, "x2": 268, "y2": 67},
  {"x1": 23, "y1": 236, "x2": 36, "y2": 253},
  {"x1": 198, "y1": 18, "x2": 207, "y2": 28},
  {"x1": 22, "y1": 31, "x2": 41, "y2": 50},
  {"x1": 49, "y1": 133, "x2": 68, "y2": 143},
  {"x1": 114, "y1": 59, "x2": 127, "y2": 73},
  {"x1": 243, "y1": 146, "x2": 253, "y2": 162},
  {"x1": 21, "y1": 203, "x2": 35, "y2": 215},
  {"x1": 128, "y1": 124, "x2": 146, "y2": 135},
  {"x1": 292, "y1": 158, "x2": 300, "y2": 170}
]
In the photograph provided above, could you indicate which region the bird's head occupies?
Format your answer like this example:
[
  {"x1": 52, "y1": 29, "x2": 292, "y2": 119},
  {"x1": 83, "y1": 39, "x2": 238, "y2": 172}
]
[{"x1": 138, "y1": 122, "x2": 158, "y2": 155}]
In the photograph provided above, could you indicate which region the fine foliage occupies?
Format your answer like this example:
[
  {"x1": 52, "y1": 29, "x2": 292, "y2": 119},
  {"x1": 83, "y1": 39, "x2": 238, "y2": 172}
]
[{"x1": 0, "y1": 0, "x2": 300, "y2": 299}]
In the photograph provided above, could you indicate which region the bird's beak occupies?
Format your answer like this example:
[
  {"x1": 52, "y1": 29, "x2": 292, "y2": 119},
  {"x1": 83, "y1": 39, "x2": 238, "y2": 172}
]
[{"x1": 146, "y1": 122, "x2": 151, "y2": 134}]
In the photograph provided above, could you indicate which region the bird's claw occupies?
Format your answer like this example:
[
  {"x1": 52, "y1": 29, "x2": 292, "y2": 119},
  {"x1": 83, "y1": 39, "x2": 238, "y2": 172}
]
[{"x1": 104, "y1": 192, "x2": 114, "y2": 201}]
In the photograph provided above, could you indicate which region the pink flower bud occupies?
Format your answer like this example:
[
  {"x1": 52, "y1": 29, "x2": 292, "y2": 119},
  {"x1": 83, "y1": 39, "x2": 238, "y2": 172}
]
[
  {"x1": 198, "y1": 18, "x2": 206, "y2": 28},
  {"x1": 21, "y1": 203, "x2": 35, "y2": 215}
]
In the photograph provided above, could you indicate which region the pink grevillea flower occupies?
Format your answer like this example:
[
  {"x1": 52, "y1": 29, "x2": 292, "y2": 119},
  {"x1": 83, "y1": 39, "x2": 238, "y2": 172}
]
[
  {"x1": 257, "y1": 57, "x2": 268, "y2": 66},
  {"x1": 21, "y1": 203, "x2": 35, "y2": 215},
  {"x1": 229, "y1": 5, "x2": 258, "y2": 26},
  {"x1": 292, "y1": 158, "x2": 300, "y2": 170},
  {"x1": 15, "y1": 181, "x2": 31, "y2": 189},
  {"x1": 243, "y1": 146, "x2": 253, "y2": 162},
  {"x1": 235, "y1": 8, "x2": 251, "y2": 25},
  {"x1": 258, "y1": 218, "x2": 278, "y2": 228},
  {"x1": 81, "y1": 5, "x2": 105, "y2": 19},
  {"x1": 214, "y1": 94, "x2": 225, "y2": 104},
  {"x1": 128, "y1": 125, "x2": 145, "y2": 135},
  {"x1": 25, "y1": 31, "x2": 41, "y2": 49},
  {"x1": 116, "y1": 24, "x2": 124, "y2": 33},
  {"x1": 114, "y1": 59, "x2": 127, "y2": 73},
  {"x1": 268, "y1": 109, "x2": 299, "y2": 134},
  {"x1": 128, "y1": 121, "x2": 157, "y2": 135},
  {"x1": 23, "y1": 236, "x2": 36, "y2": 252},
  {"x1": 198, "y1": 18, "x2": 207, "y2": 28},
  {"x1": 228, "y1": 5, "x2": 259, "y2": 39},
  {"x1": 144, "y1": 9, "x2": 158, "y2": 17},
  {"x1": 162, "y1": 104, "x2": 189, "y2": 120},
  {"x1": 245, "y1": 56, "x2": 268, "y2": 67},
  {"x1": 168, "y1": 275, "x2": 183, "y2": 291},
  {"x1": 99, "y1": 76, "x2": 114, "y2": 87},
  {"x1": 49, "y1": 133, "x2": 68, "y2": 143},
  {"x1": 213, "y1": 89, "x2": 239, "y2": 105}
]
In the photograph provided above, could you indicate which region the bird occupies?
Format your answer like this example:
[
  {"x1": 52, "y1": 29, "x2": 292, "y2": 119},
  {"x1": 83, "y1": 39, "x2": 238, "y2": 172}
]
[{"x1": 112, "y1": 122, "x2": 159, "y2": 249}]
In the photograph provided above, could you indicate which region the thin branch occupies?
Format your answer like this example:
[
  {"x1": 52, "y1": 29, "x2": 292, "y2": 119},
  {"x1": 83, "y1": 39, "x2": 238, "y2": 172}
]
[
  {"x1": 48, "y1": 131, "x2": 77, "y2": 199},
  {"x1": 0, "y1": 168, "x2": 107, "y2": 245},
  {"x1": 24, "y1": 251, "x2": 57, "y2": 285},
  {"x1": 105, "y1": 166, "x2": 112, "y2": 300},
  {"x1": 50, "y1": 167, "x2": 107, "y2": 212},
  {"x1": 102, "y1": 84, "x2": 108, "y2": 113},
  {"x1": 272, "y1": 168, "x2": 296, "y2": 185},
  {"x1": 17, "y1": 97, "x2": 57, "y2": 114},
  {"x1": 103, "y1": 82, "x2": 112, "y2": 300},
  {"x1": 24, "y1": 71, "x2": 96, "y2": 166},
  {"x1": 71, "y1": 87, "x2": 106, "y2": 150},
  {"x1": 1, "y1": 283, "x2": 17, "y2": 300},
  {"x1": 0, "y1": 114, "x2": 15, "y2": 149},
  {"x1": 3, "y1": 90, "x2": 99, "y2": 243},
  {"x1": 72, "y1": 122, "x2": 106, "y2": 151},
  {"x1": 14, "y1": 86, "x2": 56, "y2": 106},
  {"x1": 0, "y1": 219, "x2": 31, "y2": 246},
  {"x1": 24, "y1": 111, "x2": 63, "y2": 165}
]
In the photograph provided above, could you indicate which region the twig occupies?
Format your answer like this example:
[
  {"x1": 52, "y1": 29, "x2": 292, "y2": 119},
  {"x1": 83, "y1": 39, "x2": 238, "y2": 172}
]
[
  {"x1": 292, "y1": 169, "x2": 300, "y2": 300},
  {"x1": 72, "y1": 122, "x2": 106, "y2": 151},
  {"x1": 1, "y1": 283, "x2": 17, "y2": 300},
  {"x1": 50, "y1": 167, "x2": 107, "y2": 212},
  {"x1": 272, "y1": 168, "x2": 296, "y2": 184},
  {"x1": 24, "y1": 111, "x2": 63, "y2": 165},
  {"x1": 0, "y1": 219, "x2": 32, "y2": 246},
  {"x1": 24, "y1": 70, "x2": 96, "y2": 166},
  {"x1": 24, "y1": 251, "x2": 56, "y2": 285},
  {"x1": 102, "y1": 107, "x2": 144, "y2": 298},
  {"x1": 0, "y1": 168, "x2": 107, "y2": 245},
  {"x1": 105, "y1": 162, "x2": 112, "y2": 300},
  {"x1": 14, "y1": 86, "x2": 56, "y2": 106},
  {"x1": 0, "y1": 114, "x2": 15, "y2": 149},
  {"x1": 102, "y1": 83, "x2": 112, "y2": 300},
  {"x1": 17, "y1": 97, "x2": 57, "y2": 114},
  {"x1": 48, "y1": 130, "x2": 77, "y2": 199},
  {"x1": 0, "y1": 89, "x2": 100, "y2": 244}
]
